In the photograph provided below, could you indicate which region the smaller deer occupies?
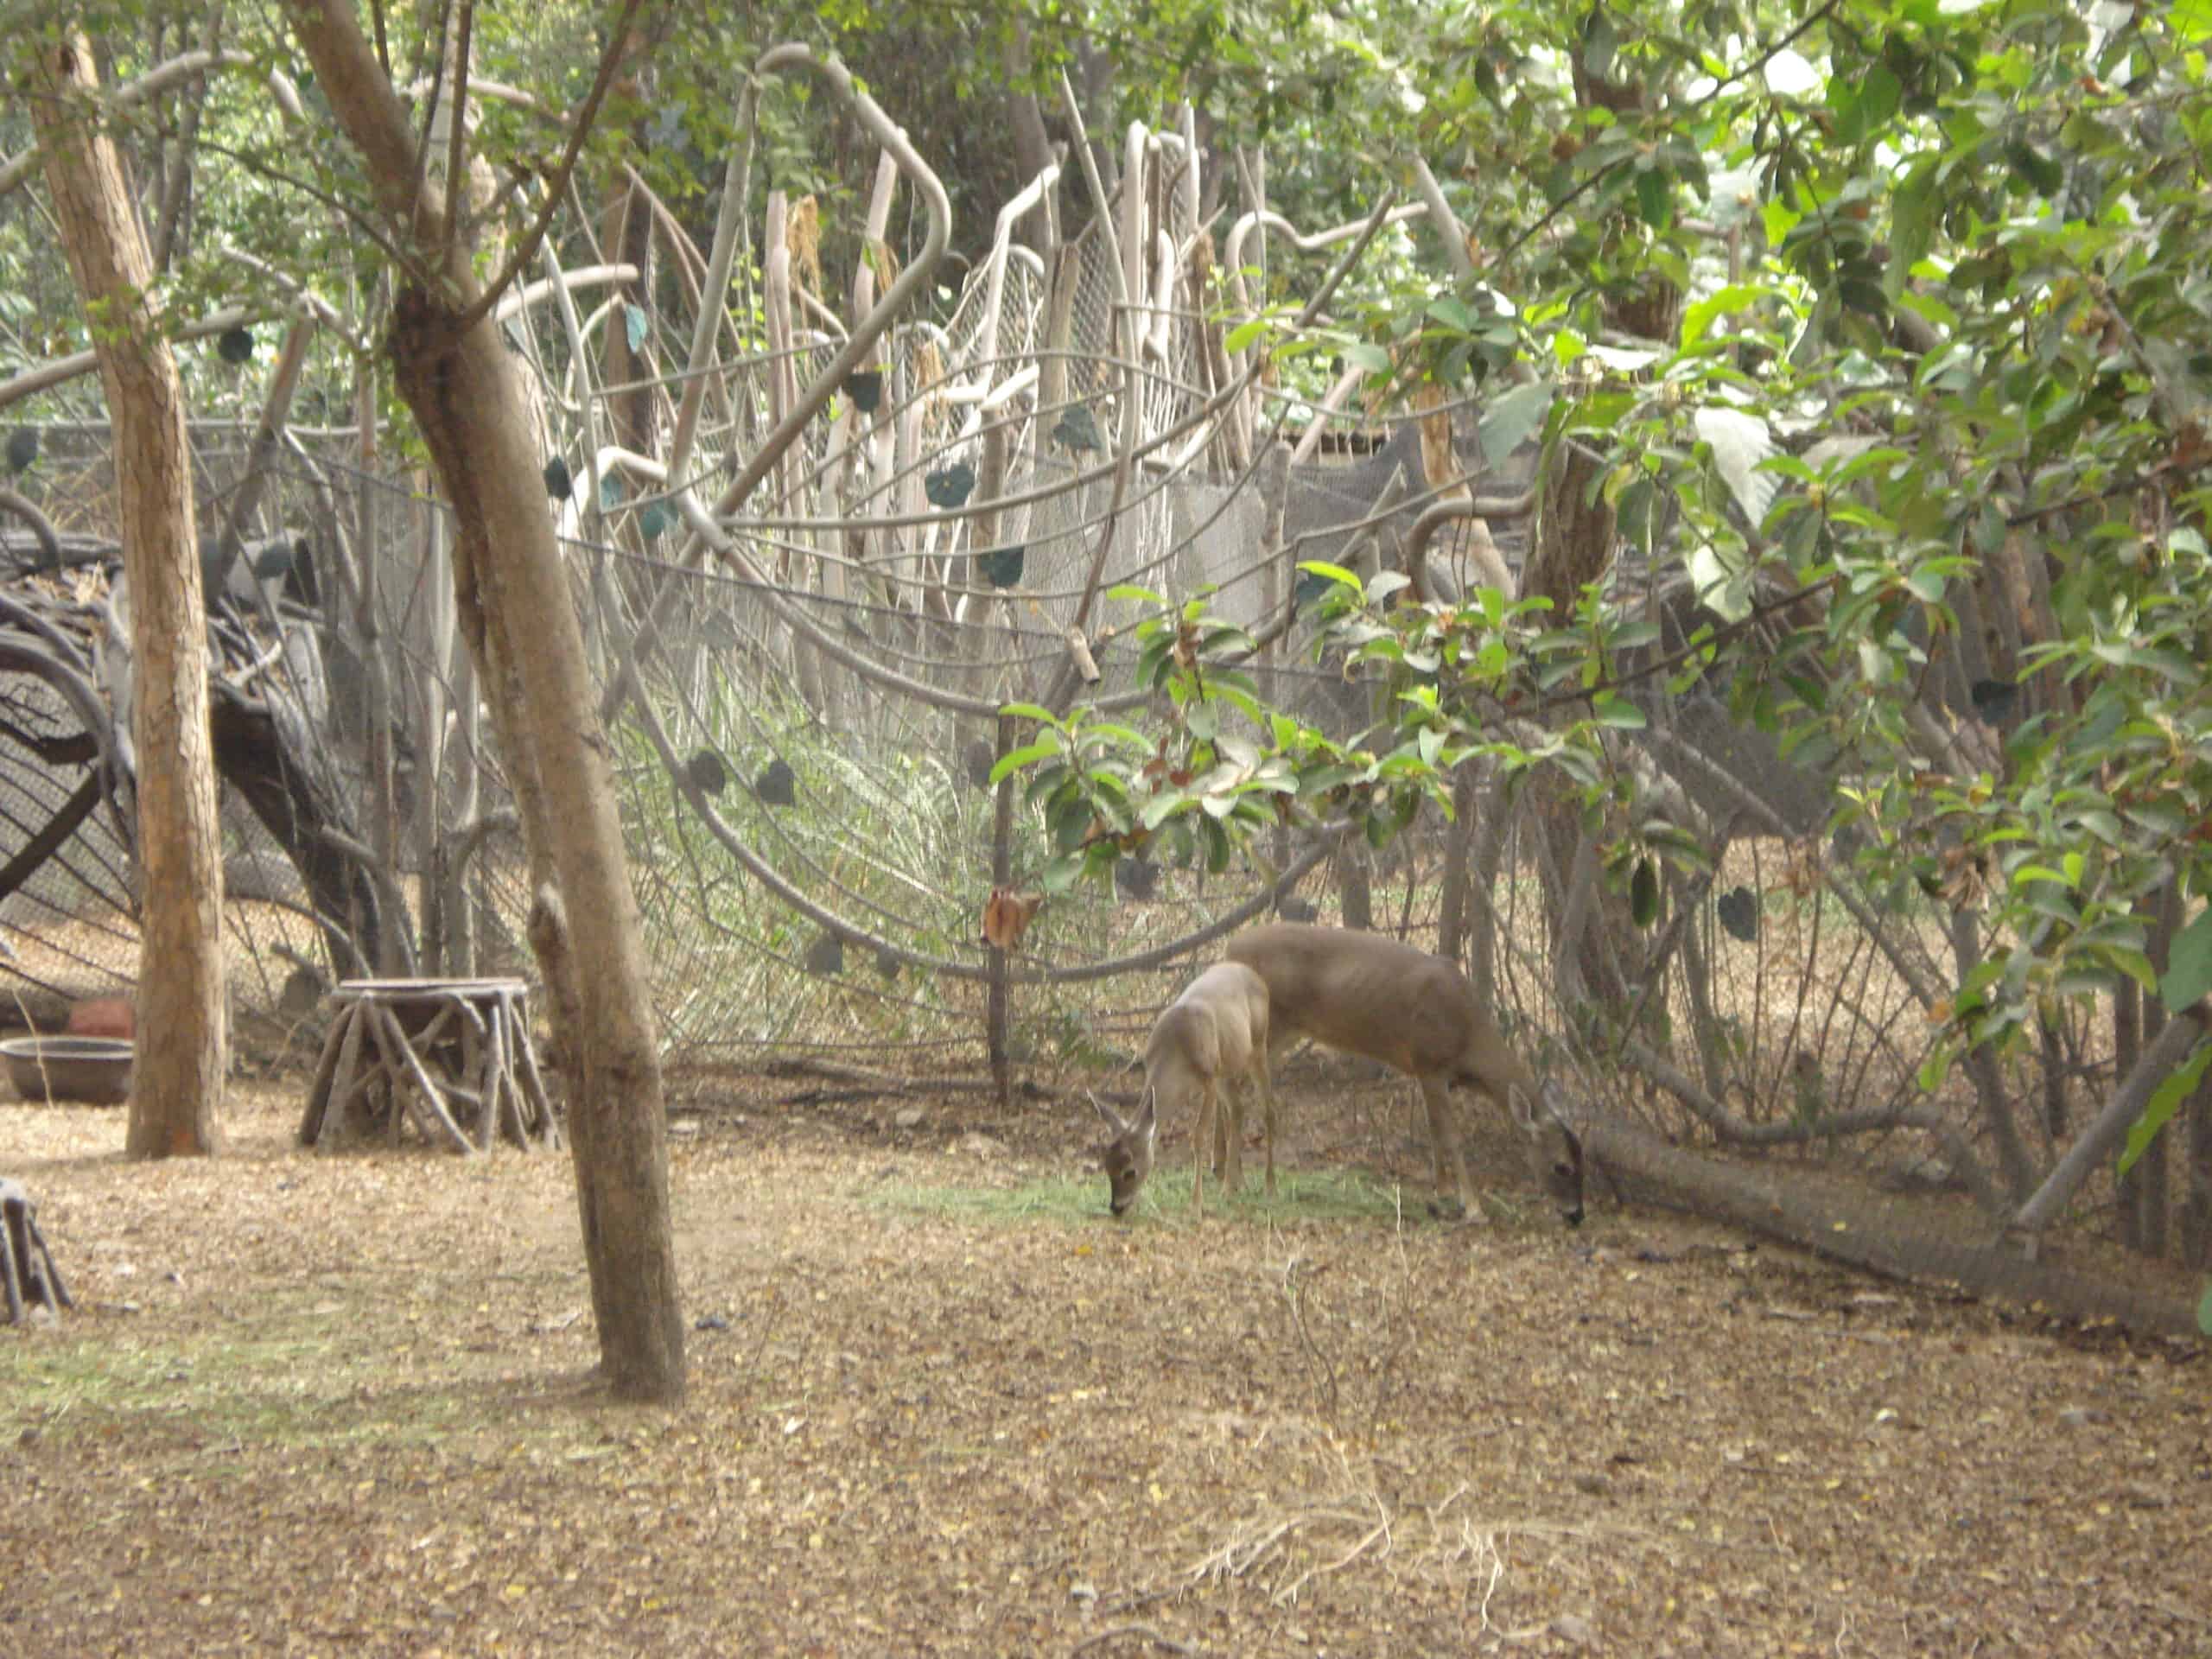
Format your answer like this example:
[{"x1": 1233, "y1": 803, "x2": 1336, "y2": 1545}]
[{"x1": 1092, "y1": 961, "x2": 1274, "y2": 1218}]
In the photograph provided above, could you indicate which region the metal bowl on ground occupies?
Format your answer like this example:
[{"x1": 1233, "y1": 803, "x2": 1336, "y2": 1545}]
[{"x1": 1, "y1": 1036, "x2": 134, "y2": 1105}]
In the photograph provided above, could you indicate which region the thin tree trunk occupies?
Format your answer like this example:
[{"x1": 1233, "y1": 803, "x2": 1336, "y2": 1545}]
[
  {"x1": 286, "y1": 0, "x2": 683, "y2": 1402},
  {"x1": 29, "y1": 31, "x2": 226, "y2": 1158}
]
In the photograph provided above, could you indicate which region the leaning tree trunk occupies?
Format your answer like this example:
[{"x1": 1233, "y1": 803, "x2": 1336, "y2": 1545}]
[
  {"x1": 1523, "y1": 438, "x2": 1635, "y2": 1015},
  {"x1": 285, "y1": 0, "x2": 683, "y2": 1402},
  {"x1": 28, "y1": 31, "x2": 226, "y2": 1157}
]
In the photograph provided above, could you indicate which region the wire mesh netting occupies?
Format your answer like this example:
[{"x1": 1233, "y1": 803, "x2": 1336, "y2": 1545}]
[{"x1": 3, "y1": 133, "x2": 2206, "y2": 1332}]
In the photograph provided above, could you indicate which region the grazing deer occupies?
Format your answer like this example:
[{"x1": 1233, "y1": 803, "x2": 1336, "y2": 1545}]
[
  {"x1": 1092, "y1": 961, "x2": 1274, "y2": 1218},
  {"x1": 1224, "y1": 923, "x2": 1585, "y2": 1224}
]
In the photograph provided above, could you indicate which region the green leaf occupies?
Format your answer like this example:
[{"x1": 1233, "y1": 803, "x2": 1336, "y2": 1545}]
[
  {"x1": 1054, "y1": 807, "x2": 1095, "y2": 856},
  {"x1": 2120, "y1": 1041, "x2": 2212, "y2": 1176},
  {"x1": 1202, "y1": 815, "x2": 1232, "y2": 874},
  {"x1": 2005, "y1": 141, "x2": 2064, "y2": 198},
  {"x1": 1478, "y1": 379, "x2": 1554, "y2": 467},
  {"x1": 2160, "y1": 908, "x2": 2212, "y2": 1015},
  {"x1": 1916, "y1": 1037, "x2": 1959, "y2": 1094},
  {"x1": 1298, "y1": 765, "x2": 1363, "y2": 797},
  {"x1": 1367, "y1": 570, "x2": 1411, "y2": 603},
  {"x1": 1859, "y1": 65, "x2": 1902, "y2": 130},
  {"x1": 1140, "y1": 791, "x2": 1187, "y2": 831},
  {"x1": 988, "y1": 740, "x2": 1061, "y2": 785},
  {"x1": 1581, "y1": 7, "x2": 1617, "y2": 80},
  {"x1": 1342, "y1": 341, "x2": 1392, "y2": 376},
  {"x1": 626, "y1": 302, "x2": 650, "y2": 353},
  {"x1": 1839, "y1": 276, "x2": 1890, "y2": 319},
  {"x1": 1630, "y1": 858, "x2": 1660, "y2": 927},
  {"x1": 1829, "y1": 81, "x2": 1866, "y2": 147},
  {"x1": 1890, "y1": 162, "x2": 1936, "y2": 289},
  {"x1": 1681, "y1": 284, "x2": 1772, "y2": 349},
  {"x1": 1137, "y1": 635, "x2": 1174, "y2": 691},
  {"x1": 1224, "y1": 318, "x2": 1268, "y2": 354},
  {"x1": 1295, "y1": 560, "x2": 1363, "y2": 598},
  {"x1": 1634, "y1": 166, "x2": 1673, "y2": 229}
]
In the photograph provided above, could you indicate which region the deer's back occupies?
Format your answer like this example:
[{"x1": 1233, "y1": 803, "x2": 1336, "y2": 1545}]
[
  {"x1": 1146, "y1": 961, "x2": 1268, "y2": 1084},
  {"x1": 1227, "y1": 923, "x2": 1529, "y2": 1093}
]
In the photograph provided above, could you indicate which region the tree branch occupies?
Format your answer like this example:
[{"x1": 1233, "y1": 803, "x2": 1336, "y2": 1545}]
[{"x1": 450, "y1": 0, "x2": 650, "y2": 333}]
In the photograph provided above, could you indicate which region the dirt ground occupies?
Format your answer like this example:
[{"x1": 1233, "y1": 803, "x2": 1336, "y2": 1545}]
[{"x1": 0, "y1": 1065, "x2": 2205, "y2": 1659}]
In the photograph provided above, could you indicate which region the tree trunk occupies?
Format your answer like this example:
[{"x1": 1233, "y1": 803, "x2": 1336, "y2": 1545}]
[
  {"x1": 1525, "y1": 441, "x2": 1635, "y2": 1014},
  {"x1": 1002, "y1": 22, "x2": 1055, "y2": 256},
  {"x1": 596, "y1": 16, "x2": 658, "y2": 485},
  {"x1": 28, "y1": 32, "x2": 226, "y2": 1158},
  {"x1": 1580, "y1": 1110, "x2": 2198, "y2": 1338},
  {"x1": 285, "y1": 0, "x2": 683, "y2": 1402}
]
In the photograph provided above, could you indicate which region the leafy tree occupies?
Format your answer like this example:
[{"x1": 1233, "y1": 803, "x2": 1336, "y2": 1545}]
[{"x1": 1001, "y1": 0, "x2": 2212, "y2": 1268}]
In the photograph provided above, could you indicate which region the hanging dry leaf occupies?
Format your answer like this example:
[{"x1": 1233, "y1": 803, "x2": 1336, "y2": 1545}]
[
  {"x1": 981, "y1": 887, "x2": 1043, "y2": 950},
  {"x1": 788, "y1": 194, "x2": 823, "y2": 298}
]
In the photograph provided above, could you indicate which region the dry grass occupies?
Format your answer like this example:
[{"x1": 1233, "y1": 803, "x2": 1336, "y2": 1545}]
[{"x1": 0, "y1": 1066, "x2": 2203, "y2": 1657}]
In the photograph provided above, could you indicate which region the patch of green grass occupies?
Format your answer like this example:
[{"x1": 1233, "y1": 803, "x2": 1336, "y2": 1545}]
[
  {"x1": 0, "y1": 1293, "x2": 575, "y2": 1454},
  {"x1": 866, "y1": 1173, "x2": 1106, "y2": 1224},
  {"x1": 0, "y1": 1328, "x2": 345, "y2": 1447}
]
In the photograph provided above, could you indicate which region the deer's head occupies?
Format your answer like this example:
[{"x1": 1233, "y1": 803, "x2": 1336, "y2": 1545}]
[
  {"x1": 1511, "y1": 1079, "x2": 1586, "y2": 1226},
  {"x1": 1090, "y1": 1089, "x2": 1157, "y2": 1217}
]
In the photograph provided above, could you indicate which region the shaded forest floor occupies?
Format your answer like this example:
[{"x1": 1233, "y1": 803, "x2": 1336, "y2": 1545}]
[{"x1": 0, "y1": 1068, "x2": 2205, "y2": 1657}]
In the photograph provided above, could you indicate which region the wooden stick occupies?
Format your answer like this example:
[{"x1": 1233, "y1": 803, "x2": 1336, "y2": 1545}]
[{"x1": 367, "y1": 1001, "x2": 477, "y2": 1154}]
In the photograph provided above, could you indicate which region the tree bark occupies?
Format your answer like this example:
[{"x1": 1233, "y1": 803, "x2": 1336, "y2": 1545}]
[
  {"x1": 283, "y1": 0, "x2": 683, "y2": 1402},
  {"x1": 1002, "y1": 22, "x2": 1054, "y2": 256},
  {"x1": 27, "y1": 31, "x2": 226, "y2": 1158},
  {"x1": 1581, "y1": 1110, "x2": 2199, "y2": 1338}
]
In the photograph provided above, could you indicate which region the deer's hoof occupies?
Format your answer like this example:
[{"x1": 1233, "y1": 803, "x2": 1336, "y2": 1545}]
[{"x1": 1427, "y1": 1196, "x2": 1491, "y2": 1226}]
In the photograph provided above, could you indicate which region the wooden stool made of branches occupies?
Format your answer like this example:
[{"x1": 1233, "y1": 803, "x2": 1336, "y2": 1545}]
[
  {"x1": 0, "y1": 1178, "x2": 73, "y2": 1323},
  {"x1": 298, "y1": 978, "x2": 558, "y2": 1154}
]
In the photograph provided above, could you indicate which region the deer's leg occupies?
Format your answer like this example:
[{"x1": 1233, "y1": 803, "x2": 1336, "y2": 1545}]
[
  {"x1": 1219, "y1": 1071, "x2": 1243, "y2": 1199},
  {"x1": 1193, "y1": 1078, "x2": 1213, "y2": 1217},
  {"x1": 1256, "y1": 1058, "x2": 1278, "y2": 1198},
  {"x1": 1418, "y1": 1073, "x2": 1475, "y2": 1219}
]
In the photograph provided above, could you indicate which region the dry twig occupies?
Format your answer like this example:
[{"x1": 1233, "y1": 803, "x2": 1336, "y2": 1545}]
[{"x1": 1069, "y1": 1623, "x2": 1196, "y2": 1656}]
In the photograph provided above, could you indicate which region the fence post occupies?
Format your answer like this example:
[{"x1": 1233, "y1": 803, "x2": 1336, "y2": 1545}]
[{"x1": 986, "y1": 710, "x2": 1015, "y2": 1109}]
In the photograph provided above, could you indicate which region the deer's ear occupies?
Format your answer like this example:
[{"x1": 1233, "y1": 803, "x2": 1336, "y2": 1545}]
[
  {"x1": 1090, "y1": 1090, "x2": 1128, "y2": 1135},
  {"x1": 1135, "y1": 1086, "x2": 1159, "y2": 1135},
  {"x1": 1508, "y1": 1081, "x2": 1538, "y2": 1132},
  {"x1": 1536, "y1": 1077, "x2": 1581, "y2": 1135}
]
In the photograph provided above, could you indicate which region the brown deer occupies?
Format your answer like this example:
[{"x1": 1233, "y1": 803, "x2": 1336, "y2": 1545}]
[
  {"x1": 1092, "y1": 961, "x2": 1274, "y2": 1218},
  {"x1": 1225, "y1": 923, "x2": 1584, "y2": 1224}
]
